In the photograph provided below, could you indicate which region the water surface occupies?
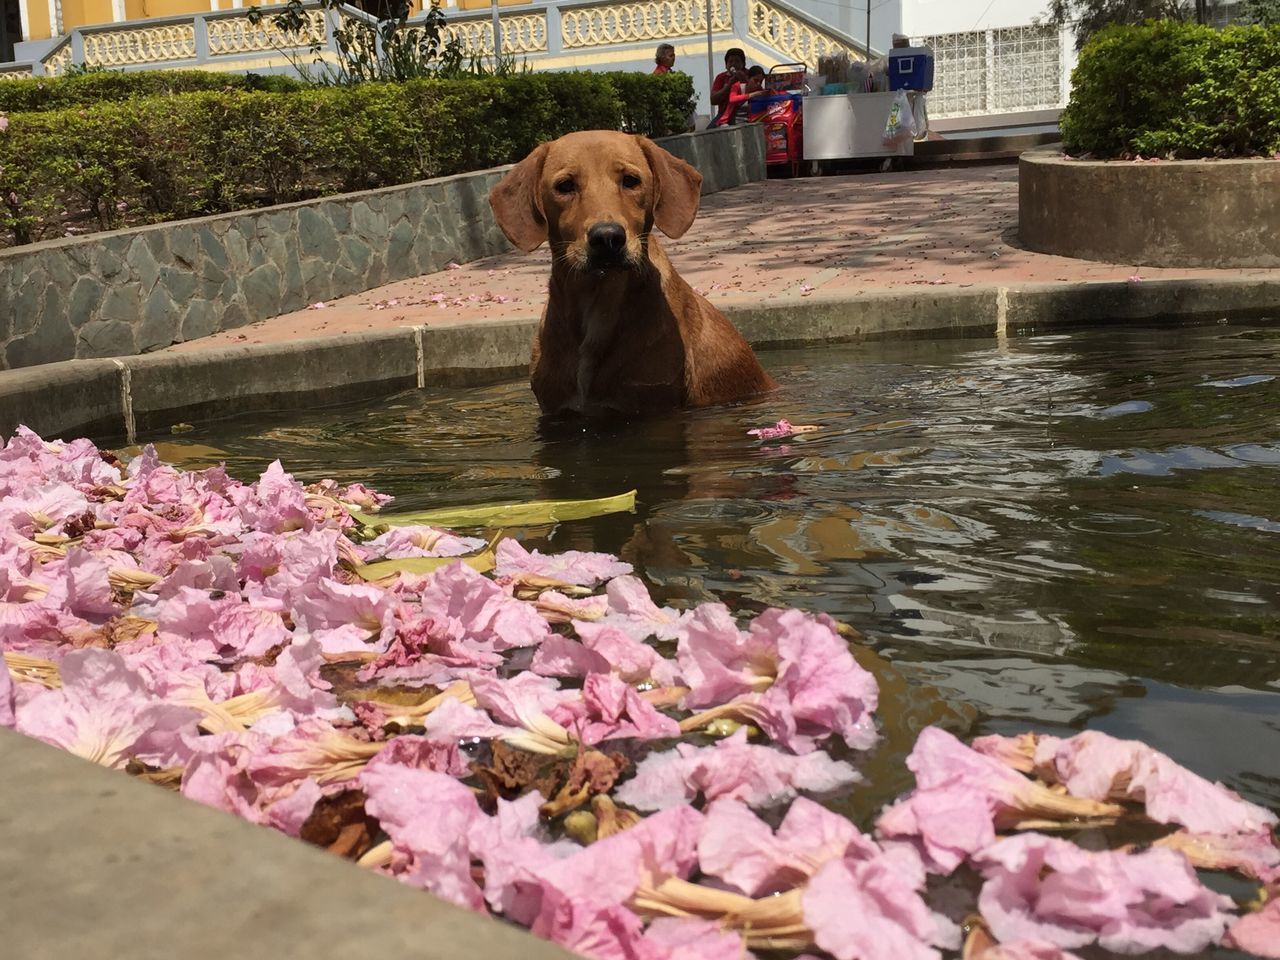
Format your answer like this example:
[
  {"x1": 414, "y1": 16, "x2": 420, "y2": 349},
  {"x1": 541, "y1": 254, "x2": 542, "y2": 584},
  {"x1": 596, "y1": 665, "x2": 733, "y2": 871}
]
[{"x1": 139, "y1": 320, "x2": 1280, "y2": 821}]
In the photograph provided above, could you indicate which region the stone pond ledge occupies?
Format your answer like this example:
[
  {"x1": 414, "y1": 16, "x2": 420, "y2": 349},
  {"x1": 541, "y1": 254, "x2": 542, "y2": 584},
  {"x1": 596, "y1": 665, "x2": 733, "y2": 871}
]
[
  {"x1": 0, "y1": 125, "x2": 767, "y2": 372},
  {"x1": 0, "y1": 728, "x2": 576, "y2": 960},
  {"x1": 1019, "y1": 147, "x2": 1280, "y2": 268},
  {"x1": 5, "y1": 276, "x2": 1279, "y2": 443}
]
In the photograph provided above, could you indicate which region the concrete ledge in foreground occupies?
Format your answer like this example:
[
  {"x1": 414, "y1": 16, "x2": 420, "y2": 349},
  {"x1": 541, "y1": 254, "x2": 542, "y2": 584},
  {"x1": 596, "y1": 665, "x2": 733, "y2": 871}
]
[
  {"x1": 2, "y1": 277, "x2": 1278, "y2": 443},
  {"x1": 0, "y1": 728, "x2": 576, "y2": 960}
]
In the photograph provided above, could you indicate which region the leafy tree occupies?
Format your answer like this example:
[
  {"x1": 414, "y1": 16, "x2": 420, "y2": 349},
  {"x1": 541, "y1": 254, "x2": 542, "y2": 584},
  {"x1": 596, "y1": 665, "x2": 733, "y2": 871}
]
[
  {"x1": 1045, "y1": 1, "x2": 1194, "y2": 50},
  {"x1": 1238, "y1": 0, "x2": 1280, "y2": 25}
]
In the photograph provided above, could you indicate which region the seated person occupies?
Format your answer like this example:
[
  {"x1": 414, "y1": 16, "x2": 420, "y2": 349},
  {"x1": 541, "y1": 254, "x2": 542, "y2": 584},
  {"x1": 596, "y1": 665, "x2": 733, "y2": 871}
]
[
  {"x1": 711, "y1": 66, "x2": 767, "y2": 127},
  {"x1": 709, "y1": 48, "x2": 748, "y2": 124}
]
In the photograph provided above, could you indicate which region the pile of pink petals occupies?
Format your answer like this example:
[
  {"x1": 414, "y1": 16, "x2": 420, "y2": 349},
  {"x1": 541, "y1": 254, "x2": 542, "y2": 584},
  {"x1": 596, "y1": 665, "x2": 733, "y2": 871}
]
[{"x1": 2, "y1": 426, "x2": 1278, "y2": 960}]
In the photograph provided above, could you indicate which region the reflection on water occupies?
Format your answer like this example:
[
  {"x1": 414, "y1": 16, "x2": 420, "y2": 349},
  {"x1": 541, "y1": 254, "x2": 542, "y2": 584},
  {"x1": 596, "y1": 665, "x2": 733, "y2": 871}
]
[{"x1": 137, "y1": 320, "x2": 1280, "y2": 817}]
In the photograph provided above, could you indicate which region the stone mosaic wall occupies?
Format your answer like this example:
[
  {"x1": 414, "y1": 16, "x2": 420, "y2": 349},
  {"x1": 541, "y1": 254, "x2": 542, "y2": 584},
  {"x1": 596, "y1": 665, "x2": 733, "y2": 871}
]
[{"x1": 0, "y1": 125, "x2": 765, "y2": 371}]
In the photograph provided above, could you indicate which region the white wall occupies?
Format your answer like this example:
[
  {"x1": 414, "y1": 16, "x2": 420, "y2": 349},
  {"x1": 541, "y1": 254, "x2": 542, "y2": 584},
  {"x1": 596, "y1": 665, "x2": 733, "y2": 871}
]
[
  {"x1": 899, "y1": 0, "x2": 1056, "y2": 37},
  {"x1": 796, "y1": 0, "x2": 1060, "y2": 55}
]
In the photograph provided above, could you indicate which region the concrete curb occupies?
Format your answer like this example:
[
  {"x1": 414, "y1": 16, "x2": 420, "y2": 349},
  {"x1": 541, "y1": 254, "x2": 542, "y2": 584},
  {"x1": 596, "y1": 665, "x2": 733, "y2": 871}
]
[
  {"x1": 1019, "y1": 148, "x2": 1280, "y2": 268},
  {"x1": 4, "y1": 277, "x2": 1277, "y2": 442},
  {"x1": 0, "y1": 729, "x2": 576, "y2": 960}
]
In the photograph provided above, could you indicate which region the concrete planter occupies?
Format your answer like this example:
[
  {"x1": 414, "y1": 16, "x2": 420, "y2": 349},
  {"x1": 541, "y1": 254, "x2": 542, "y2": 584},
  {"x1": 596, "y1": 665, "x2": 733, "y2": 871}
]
[
  {"x1": 1018, "y1": 148, "x2": 1280, "y2": 268},
  {"x1": 0, "y1": 125, "x2": 766, "y2": 372}
]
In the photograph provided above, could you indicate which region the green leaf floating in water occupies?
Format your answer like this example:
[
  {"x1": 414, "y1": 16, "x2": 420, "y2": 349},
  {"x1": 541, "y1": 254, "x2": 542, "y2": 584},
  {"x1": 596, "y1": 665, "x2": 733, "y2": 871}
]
[
  {"x1": 351, "y1": 490, "x2": 638, "y2": 530},
  {"x1": 354, "y1": 548, "x2": 496, "y2": 583}
]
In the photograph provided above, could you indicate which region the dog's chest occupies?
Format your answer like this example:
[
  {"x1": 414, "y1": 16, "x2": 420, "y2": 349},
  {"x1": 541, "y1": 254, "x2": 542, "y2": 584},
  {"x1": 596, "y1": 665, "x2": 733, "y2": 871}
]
[{"x1": 574, "y1": 300, "x2": 624, "y2": 410}]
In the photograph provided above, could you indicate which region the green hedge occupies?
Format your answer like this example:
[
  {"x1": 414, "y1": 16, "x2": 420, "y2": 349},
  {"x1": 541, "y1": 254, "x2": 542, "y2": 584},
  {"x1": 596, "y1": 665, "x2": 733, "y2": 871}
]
[
  {"x1": 0, "y1": 71, "x2": 696, "y2": 246},
  {"x1": 0, "y1": 69, "x2": 303, "y2": 113},
  {"x1": 1061, "y1": 21, "x2": 1280, "y2": 159}
]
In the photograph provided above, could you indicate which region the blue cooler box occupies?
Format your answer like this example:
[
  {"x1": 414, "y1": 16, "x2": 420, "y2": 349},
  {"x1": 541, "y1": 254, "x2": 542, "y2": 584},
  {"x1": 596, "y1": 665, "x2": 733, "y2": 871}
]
[{"x1": 888, "y1": 47, "x2": 934, "y2": 91}]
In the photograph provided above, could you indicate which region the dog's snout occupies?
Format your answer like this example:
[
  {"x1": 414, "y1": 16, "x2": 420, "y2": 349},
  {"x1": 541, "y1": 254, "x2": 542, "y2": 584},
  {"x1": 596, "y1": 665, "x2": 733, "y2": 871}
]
[{"x1": 587, "y1": 222, "x2": 627, "y2": 256}]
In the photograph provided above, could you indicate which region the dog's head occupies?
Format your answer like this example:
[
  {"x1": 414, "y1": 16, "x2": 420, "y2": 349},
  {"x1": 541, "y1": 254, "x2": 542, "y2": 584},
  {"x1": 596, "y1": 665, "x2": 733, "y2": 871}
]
[{"x1": 489, "y1": 131, "x2": 703, "y2": 273}]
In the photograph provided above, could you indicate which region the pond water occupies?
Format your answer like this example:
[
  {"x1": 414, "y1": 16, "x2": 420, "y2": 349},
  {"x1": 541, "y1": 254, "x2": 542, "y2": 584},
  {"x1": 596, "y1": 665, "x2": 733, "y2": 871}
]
[{"x1": 137, "y1": 319, "x2": 1280, "y2": 832}]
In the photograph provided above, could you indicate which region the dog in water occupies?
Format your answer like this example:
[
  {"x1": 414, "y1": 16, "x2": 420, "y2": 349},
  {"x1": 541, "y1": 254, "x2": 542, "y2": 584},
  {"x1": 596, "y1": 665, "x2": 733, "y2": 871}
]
[{"x1": 489, "y1": 130, "x2": 776, "y2": 419}]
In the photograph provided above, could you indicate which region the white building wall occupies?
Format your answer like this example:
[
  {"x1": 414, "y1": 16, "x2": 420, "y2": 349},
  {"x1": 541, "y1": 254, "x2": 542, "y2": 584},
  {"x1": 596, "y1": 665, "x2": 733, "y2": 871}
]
[
  {"x1": 766, "y1": 0, "x2": 1077, "y2": 119},
  {"x1": 787, "y1": 0, "x2": 1058, "y2": 55},
  {"x1": 898, "y1": 0, "x2": 1056, "y2": 37}
]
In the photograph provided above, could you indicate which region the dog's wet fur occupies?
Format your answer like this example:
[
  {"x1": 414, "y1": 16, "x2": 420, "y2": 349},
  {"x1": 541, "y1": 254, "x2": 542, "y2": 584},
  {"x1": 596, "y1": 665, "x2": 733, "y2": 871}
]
[{"x1": 489, "y1": 131, "x2": 777, "y2": 419}]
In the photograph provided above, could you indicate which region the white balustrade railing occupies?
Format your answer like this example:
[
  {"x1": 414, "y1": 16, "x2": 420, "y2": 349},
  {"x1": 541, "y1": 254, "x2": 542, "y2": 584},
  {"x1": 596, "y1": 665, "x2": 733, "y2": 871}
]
[
  {"x1": 81, "y1": 22, "x2": 198, "y2": 67},
  {"x1": 206, "y1": 10, "x2": 327, "y2": 57},
  {"x1": 560, "y1": 0, "x2": 729, "y2": 50},
  {"x1": 747, "y1": 0, "x2": 866, "y2": 68},
  {"x1": 41, "y1": 39, "x2": 75, "y2": 75},
  {"x1": 441, "y1": 16, "x2": 495, "y2": 56}
]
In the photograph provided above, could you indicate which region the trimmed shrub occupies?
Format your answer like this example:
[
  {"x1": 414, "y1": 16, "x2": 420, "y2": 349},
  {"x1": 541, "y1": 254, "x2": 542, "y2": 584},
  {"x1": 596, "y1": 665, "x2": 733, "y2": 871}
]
[
  {"x1": 605, "y1": 71, "x2": 697, "y2": 137},
  {"x1": 0, "y1": 71, "x2": 694, "y2": 246},
  {"x1": 0, "y1": 70, "x2": 302, "y2": 113},
  {"x1": 1060, "y1": 21, "x2": 1280, "y2": 158}
]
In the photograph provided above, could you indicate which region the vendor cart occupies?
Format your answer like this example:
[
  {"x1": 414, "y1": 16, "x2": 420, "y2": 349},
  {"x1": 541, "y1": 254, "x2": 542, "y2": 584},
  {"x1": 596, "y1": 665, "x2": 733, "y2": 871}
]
[
  {"x1": 802, "y1": 90, "x2": 915, "y2": 167},
  {"x1": 802, "y1": 45, "x2": 932, "y2": 174},
  {"x1": 747, "y1": 62, "x2": 807, "y2": 177}
]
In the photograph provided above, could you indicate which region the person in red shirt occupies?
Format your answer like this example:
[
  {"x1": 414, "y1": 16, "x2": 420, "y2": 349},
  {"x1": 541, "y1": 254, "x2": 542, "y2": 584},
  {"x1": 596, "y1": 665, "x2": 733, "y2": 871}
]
[
  {"x1": 653, "y1": 43, "x2": 675, "y2": 74},
  {"x1": 715, "y1": 65, "x2": 767, "y2": 127},
  {"x1": 709, "y1": 47, "x2": 748, "y2": 127}
]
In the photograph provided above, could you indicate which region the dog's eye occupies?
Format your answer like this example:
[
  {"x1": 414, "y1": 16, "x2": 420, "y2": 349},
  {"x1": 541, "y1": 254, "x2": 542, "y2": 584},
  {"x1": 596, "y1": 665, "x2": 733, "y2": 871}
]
[
  {"x1": 554, "y1": 177, "x2": 576, "y2": 195},
  {"x1": 622, "y1": 174, "x2": 642, "y2": 189}
]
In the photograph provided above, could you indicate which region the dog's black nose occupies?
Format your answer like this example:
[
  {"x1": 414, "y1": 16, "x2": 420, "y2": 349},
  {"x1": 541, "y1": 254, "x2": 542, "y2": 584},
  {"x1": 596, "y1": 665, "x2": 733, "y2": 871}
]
[{"x1": 587, "y1": 222, "x2": 627, "y2": 256}]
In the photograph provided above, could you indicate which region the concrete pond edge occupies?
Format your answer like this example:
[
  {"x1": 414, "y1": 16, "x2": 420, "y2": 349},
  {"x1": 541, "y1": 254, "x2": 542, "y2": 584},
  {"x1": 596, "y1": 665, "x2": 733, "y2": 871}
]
[{"x1": 3, "y1": 276, "x2": 1279, "y2": 442}]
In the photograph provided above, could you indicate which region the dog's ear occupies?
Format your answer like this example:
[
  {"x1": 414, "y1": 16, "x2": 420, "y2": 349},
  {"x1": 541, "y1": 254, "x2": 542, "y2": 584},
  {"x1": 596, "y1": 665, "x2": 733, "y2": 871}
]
[
  {"x1": 638, "y1": 137, "x2": 702, "y2": 239},
  {"x1": 490, "y1": 144, "x2": 549, "y2": 252}
]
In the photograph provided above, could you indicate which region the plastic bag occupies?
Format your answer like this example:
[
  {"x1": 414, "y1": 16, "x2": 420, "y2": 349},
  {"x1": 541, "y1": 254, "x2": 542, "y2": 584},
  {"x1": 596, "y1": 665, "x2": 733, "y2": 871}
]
[
  {"x1": 882, "y1": 90, "x2": 917, "y2": 147},
  {"x1": 911, "y1": 92, "x2": 929, "y2": 140}
]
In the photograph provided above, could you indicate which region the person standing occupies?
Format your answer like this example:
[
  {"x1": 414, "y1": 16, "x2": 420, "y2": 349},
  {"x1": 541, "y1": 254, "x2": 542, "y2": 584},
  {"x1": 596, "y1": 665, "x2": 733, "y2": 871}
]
[{"x1": 653, "y1": 43, "x2": 676, "y2": 74}]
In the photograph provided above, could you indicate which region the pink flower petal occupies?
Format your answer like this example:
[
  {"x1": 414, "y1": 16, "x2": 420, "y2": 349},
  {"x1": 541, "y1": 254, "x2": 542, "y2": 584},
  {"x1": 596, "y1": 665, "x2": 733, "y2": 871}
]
[
  {"x1": 359, "y1": 762, "x2": 485, "y2": 910},
  {"x1": 1224, "y1": 895, "x2": 1280, "y2": 958},
  {"x1": 976, "y1": 834, "x2": 1232, "y2": 954},
  {"x1": 550, "y1": 672, "x2": 680, "y2": 745},
  {"x1": 698, "y1": 797, "x2": 877, "y2": 896},
  {"x1": 16, "y1": 649, "x2": 197, "y2": 768},
  {"x1": 615, "y1": 729, "x2": 860, "y2": 811},
  {"x1": 1031, "y1": 729, "x2": 1277, "y2": 835},
  {"x1": 496, "y1": 538, "x2": 632, "y2": 586},
  {"x1": 418, "y1": 561, "x2": 550, "y2": 651},
  {"x1": 575, "y1": 621, "x2": 679, "y2": 686},
  {"x1": 803, "y1": 846, "x2": 951, "y2": 960}
]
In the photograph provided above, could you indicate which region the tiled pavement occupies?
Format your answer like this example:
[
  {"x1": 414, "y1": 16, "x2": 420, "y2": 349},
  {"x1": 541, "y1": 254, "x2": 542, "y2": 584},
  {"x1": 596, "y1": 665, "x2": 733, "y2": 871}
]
[{"x1": 167, "y1": 165, "x2": 1279, "y2": 353}]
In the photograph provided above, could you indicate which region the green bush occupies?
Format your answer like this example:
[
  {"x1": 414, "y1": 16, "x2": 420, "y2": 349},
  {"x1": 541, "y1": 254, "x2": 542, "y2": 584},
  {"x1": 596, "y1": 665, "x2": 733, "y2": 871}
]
[
  {"x1": 0, "y1": 71, "x2": 695, "y2": 246},
  {"x1": 604, "y1": 71, "x2": 697, "y2": 137},
  {"x1": 0, "y1": 70, "x2": 302, "y2": 113},
  {"x1": 1061, "y1": 21, "x2": 1280, "y2": 158}
]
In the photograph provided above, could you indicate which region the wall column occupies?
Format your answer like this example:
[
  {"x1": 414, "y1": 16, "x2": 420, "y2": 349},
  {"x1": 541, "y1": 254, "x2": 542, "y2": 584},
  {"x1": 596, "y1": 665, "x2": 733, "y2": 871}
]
[
  {"x1": 545, "y1": 1, "x2": 560, "y2": 56},
  {"x1": 46, "y1": 0, "x2": 60, "y2": 35},
  {"x1": 17, "y1": 0, "x2": 31, "y2": 45},
  {"x1": 112, "y1": 0, "x2": 125, "y2": 21}
]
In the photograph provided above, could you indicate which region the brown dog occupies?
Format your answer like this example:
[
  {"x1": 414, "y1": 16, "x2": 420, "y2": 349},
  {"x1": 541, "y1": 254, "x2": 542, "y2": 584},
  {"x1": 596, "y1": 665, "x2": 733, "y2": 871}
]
[{"x1": 489, "y1": 130, "x2": 776, "y2": 418}]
